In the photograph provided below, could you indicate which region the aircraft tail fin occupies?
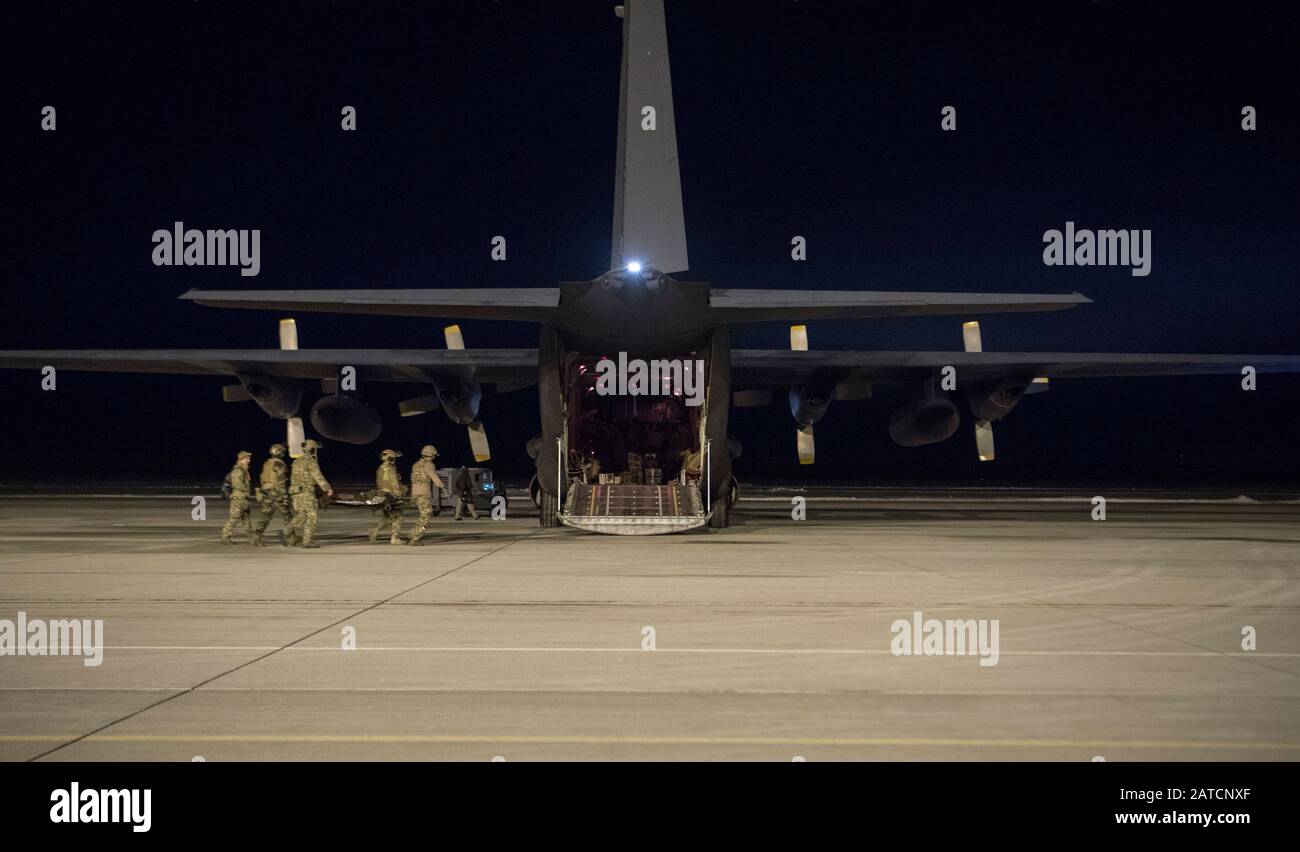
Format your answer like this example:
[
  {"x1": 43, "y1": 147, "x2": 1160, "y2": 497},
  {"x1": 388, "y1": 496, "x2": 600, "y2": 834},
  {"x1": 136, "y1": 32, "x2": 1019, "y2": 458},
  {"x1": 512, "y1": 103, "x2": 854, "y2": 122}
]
[{"x1": 611, "y1": 0, "x2": 689, "y2": 274}]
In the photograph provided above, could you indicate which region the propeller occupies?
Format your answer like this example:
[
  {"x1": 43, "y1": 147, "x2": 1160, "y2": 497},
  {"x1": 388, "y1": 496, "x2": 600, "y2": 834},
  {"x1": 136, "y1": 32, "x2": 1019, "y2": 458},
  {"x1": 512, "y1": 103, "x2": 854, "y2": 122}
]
[
  {"x1": 961, "y1": 323, "x2": 987, "y2": 463},
  {"x1": 962, "y1": 322, "x2": 995, "y2": 461},
  {"x1": 796, "y1": 425, "x2": 815, "y2": 465},
  {"x1": 279, "y1": 318, "x2": 306, "y2": 458},
  {"x1": 444, "y1": 325, "x2": 491, "y2": 462},
  {"x1": 973, "y1": 418, "x2": 995, "y2": 462},
  {"x1": 963, "y1": 321, "x2": 1050, "y2": 462},
  {"x1": 790, "y1": 324, "x2": 815, "y2": 464},
  {"x1": 398, "y1": 394, "x2": 441, "y2": 417}
]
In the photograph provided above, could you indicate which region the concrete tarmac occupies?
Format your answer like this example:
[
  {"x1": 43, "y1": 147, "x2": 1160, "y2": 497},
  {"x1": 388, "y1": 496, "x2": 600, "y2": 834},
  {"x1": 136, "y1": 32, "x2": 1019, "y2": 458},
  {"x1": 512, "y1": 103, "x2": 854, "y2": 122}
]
[{"x1": 1, "y1": 489, "x2": 1298, "y2": 761}]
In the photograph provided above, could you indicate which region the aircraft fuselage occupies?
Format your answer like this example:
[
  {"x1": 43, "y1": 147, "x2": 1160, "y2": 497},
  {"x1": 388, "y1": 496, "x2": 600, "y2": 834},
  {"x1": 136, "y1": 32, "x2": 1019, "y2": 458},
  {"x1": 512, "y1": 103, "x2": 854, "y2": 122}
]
[{"x1": 552, "y1": 269, "x2": 714, "y2": 356}]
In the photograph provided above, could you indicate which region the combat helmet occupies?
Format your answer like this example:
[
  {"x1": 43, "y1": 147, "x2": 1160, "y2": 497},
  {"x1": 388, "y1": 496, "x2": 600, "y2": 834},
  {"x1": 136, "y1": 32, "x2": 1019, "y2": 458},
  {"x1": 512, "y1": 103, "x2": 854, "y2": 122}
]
[
  {"x1": 420, "y1": 444, "x2": 438, "y2": 459},
  {"x1": 269, "y1": 443, "x2": 286, "y2": 458},
  {"x1": 302, "y1": 439, "x2": 322, "y2": 454},
  {"x1": 236, "y1": 450, "x2": 252, "y2": 461},
  {"x1": 380, "y1": 449, "x2": 402, "y2": 462}
]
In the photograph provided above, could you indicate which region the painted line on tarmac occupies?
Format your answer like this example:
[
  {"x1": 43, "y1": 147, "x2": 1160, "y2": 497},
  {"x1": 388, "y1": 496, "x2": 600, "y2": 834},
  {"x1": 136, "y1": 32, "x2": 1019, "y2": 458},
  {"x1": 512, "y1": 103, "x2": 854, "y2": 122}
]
[
  {"x1": 2, "y1": 733, "x2": 1298, "y2": 750},
  {"x1": 88, "y1": 645, "x2": 1300, "y2": 657}
]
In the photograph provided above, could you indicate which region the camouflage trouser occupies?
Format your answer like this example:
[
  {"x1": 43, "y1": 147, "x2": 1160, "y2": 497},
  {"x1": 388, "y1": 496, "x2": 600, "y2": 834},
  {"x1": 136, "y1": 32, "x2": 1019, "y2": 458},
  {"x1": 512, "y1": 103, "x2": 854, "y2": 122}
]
[
  {"x1": 288, "y1": 492, "x2": 320, "y2": 546},
  {"x1": 221, "y1": 495, "x2": 250, "y2": 541},
  {"x1": 253, "y1": 488, "x2": 291, "y2": 537},
  {"x1": 454, "y1": 496, "x2": 479, "y2": 520},
  {"x1": 369, "y1": 501, "x2": 404, "y2": 543},
  {"x1": 408, "y1": 495, "x2": 434, "y2": 543}
]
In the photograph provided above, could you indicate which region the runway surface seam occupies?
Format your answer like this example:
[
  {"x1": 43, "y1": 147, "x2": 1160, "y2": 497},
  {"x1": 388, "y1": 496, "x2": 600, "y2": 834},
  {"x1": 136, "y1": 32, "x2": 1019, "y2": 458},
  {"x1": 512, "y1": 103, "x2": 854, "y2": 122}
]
[
  {"x1": 22, "y1": 530, "x2": 540, "y2": 762},
  {"x1": 6, "y1": 497, "x2": 1298, "y2": 760}
]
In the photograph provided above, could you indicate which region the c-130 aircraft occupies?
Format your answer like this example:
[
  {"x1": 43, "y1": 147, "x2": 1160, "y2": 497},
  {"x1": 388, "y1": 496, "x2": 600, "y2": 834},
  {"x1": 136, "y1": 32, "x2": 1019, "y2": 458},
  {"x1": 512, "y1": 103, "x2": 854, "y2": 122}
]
[{"x1": 4, "y1": 0, "x2": 1298, "y2": 535}]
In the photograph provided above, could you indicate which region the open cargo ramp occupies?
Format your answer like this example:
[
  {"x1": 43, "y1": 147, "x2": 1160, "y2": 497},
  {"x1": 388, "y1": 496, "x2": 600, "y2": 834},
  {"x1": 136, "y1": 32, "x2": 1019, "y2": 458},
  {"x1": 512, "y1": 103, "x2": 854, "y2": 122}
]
[{"x1": 562, "y1": 483, "x2": 707, "y2": 535}]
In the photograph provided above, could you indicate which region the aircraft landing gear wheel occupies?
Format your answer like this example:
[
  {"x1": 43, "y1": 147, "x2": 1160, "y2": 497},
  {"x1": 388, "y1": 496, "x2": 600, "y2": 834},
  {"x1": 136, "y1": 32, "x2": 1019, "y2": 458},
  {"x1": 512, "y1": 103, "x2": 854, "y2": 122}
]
[
  {"x1": 539, "y1": 489, "x2": 561, "y2": 528},
  {"x1": 727, "y1": 476, "x2": 739, "y2": 509},
  {"x1": 529, "y1": 475, "x2": 543, "y2": 508},
  {"x1": 708, "y1": 494, "x2": 730, "y2": 528}
]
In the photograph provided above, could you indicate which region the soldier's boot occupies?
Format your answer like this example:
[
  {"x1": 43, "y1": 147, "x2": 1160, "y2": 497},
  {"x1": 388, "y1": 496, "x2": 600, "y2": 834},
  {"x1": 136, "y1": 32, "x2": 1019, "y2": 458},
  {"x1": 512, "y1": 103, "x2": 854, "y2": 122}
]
[
  {"x1": 301, "y1": 534, "x2": 320, "y2": 549},
  {"x1": 407, "y1": 536, "x2": 424, "y2": 546},
  {"x1": 250, "y1": 533, "x2": 264, "y2": 547},
  {"x1": 221, "y1": 535, "x2": 236, "y2": 545}
]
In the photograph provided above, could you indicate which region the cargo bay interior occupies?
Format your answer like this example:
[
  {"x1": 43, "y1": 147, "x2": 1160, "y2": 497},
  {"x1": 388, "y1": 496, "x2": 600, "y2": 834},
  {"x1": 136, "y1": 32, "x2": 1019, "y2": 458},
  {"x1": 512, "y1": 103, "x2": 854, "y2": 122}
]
[{"x1": 563, "y1": 353, "x2": 704, "y2": 487}]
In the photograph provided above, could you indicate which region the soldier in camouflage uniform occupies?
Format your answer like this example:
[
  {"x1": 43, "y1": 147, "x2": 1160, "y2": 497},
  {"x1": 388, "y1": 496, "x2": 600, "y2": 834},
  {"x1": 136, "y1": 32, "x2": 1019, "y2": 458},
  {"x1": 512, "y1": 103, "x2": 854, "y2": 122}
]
[
  {"x1": 251, "y1": 442, "x2": 291, "y2": 547},
  {"x1": 221, "y1": 450, "x2": 254, "y2": 544},
  {"x1": 406, "y1": 444, "x2": 444, "y2": 546},
  {"x1": 678, "y1": 447, "x2": 703, "y2": 483},
  {"x1": 286, "y1": 439, "x2": 333, "y2": 548},
  {"x1": 369, "y1": 449, "x2": 407, "y2": 545}
]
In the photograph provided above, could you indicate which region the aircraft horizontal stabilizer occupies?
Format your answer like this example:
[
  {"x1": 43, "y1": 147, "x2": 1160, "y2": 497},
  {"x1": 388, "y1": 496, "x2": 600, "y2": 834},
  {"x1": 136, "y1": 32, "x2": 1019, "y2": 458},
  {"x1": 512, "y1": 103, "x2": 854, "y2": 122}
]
[
  {"x1": 709, "y1": 289, "x2": 1090, "y2": 322},
  {"x1": 180, "y1": 288, "x2": 559, "y2": 322}
]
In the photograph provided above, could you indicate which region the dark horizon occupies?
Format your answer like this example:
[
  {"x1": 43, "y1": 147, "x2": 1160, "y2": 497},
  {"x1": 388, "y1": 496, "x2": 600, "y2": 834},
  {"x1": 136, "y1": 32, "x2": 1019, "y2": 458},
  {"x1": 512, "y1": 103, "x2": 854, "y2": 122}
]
[{"x1": 3, "y1": 0, "x2": 1298, "y2": 486}]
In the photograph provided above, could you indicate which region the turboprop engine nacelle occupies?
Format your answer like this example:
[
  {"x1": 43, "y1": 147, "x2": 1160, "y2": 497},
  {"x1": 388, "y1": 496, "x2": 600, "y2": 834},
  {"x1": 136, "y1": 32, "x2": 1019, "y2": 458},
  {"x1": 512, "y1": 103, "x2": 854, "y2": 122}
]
[
  {"x1": 433, "y1": 379, "x2": 482, "y2": 425},
  {"x1": 888, "y1": 379, "x2": 960, "y2": 447},
  {"x1": 967, "y1": 376, "x2": 1031, "y2": 423},
  {"x1": 310, "y1": 395, "x2": 382, "y2": 444},
  {"x1": 788, "y1": 384, "x2": 832, "y2": 427},
  {"x1": 237, "y1": 373, "x2": 303, "y2": 420}
]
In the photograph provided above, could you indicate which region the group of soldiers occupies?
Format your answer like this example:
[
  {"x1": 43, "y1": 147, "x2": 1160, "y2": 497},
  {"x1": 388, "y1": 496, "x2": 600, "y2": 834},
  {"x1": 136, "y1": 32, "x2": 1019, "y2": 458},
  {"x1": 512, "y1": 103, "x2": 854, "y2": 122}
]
[
  {"x1": 366, "y1": 443, "x2": 475, "y2": 546},
  {"x1": 221, "y1": 441, "x2": 471, "y2": 548}
]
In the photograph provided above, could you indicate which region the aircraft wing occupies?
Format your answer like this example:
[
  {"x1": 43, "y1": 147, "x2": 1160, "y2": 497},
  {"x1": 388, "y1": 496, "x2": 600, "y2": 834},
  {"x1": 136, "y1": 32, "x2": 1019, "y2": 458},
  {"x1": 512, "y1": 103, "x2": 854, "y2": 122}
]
[
  {"x1": 0, "y1": 349, "x2": 540, "y2": 386},
  {"x1": 731, "y1": 350, "x2": 1300, "y2": 386},
  {"x1": 180, "y1": 288, "x2": 559, "y2": 321},
  {"x1": 710, "y1": 290, "x2": 1091, "y2": 322}
]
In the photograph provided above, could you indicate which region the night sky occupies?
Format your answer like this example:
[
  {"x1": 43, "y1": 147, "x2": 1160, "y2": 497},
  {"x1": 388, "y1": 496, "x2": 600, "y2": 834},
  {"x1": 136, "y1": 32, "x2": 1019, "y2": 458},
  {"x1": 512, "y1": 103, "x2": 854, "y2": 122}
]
[{"x1": 2, "y1": 1, "x2": 1297, "y2": 487}]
